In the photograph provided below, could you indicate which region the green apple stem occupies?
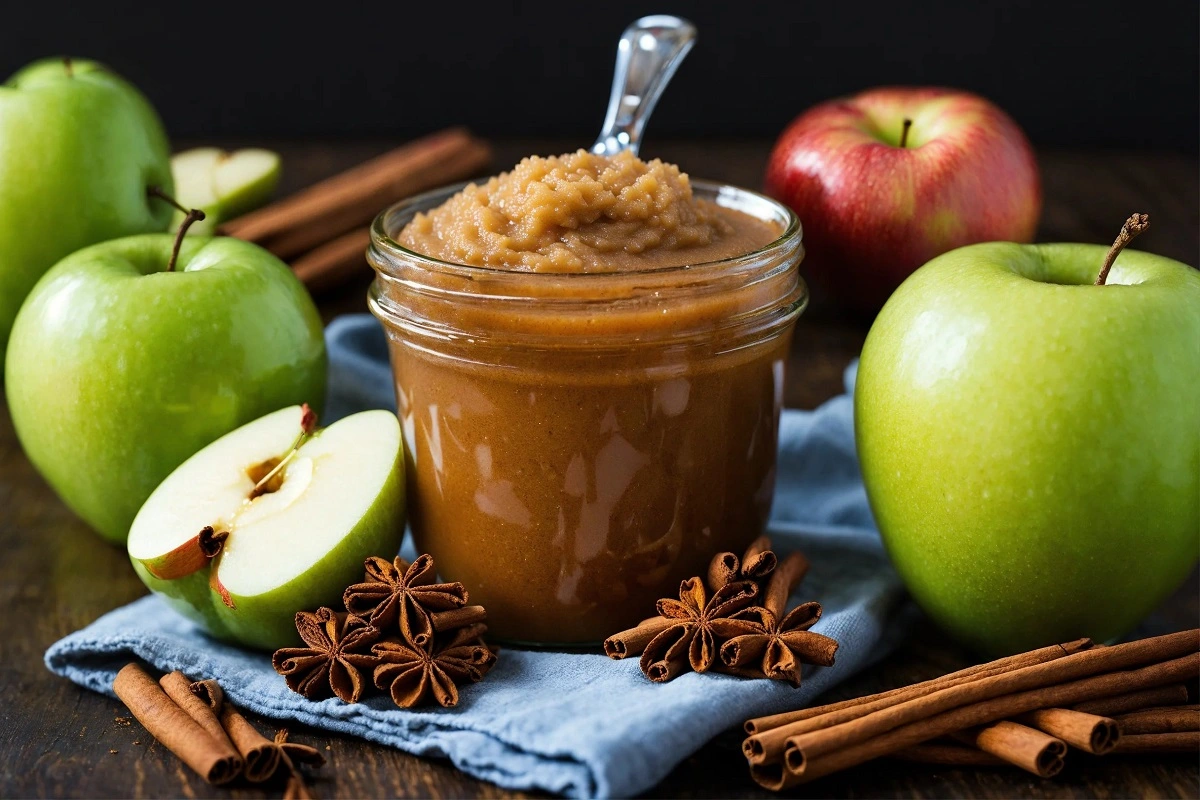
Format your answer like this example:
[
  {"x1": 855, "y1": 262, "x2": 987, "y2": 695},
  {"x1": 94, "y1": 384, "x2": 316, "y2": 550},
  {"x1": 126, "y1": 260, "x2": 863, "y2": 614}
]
[
  {"x1": 62, "y1": 57, "x2": 73, "y2": 78},
  {"x1": 1095, "y1": 213, "x2": 1150, "y2": 285},
  {"x1": 249, "y1": 404, "x2": 319, "y2": 500},
  {"x1": 146, "y1": 186, "x2": 208, "y2": 272},
  {"x1": 899, "y1": 118, "x2": 913, "y2": 148}
]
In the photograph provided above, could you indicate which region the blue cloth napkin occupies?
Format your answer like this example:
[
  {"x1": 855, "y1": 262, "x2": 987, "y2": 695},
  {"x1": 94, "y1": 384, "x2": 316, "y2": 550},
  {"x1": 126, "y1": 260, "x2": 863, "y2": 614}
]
[{"x1": 45, "y1": 314, "x2": 915, "y2": 799}]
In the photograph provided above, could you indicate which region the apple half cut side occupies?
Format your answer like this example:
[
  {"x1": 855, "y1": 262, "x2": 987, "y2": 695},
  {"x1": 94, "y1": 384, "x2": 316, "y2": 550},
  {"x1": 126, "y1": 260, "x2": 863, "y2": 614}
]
[
  {"x1": 170, "y1": 147, "x2": 281, "y2": 235},
  {"x1": 128, "y1": 405, "x2": 406, "y2": 651}
]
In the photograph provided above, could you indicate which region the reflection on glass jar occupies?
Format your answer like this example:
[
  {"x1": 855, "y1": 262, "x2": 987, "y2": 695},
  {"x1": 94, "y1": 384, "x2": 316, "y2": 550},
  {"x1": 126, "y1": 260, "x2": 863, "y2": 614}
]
[{"x1": 369, "y1": 181, "x2": 805, "y2": 645}]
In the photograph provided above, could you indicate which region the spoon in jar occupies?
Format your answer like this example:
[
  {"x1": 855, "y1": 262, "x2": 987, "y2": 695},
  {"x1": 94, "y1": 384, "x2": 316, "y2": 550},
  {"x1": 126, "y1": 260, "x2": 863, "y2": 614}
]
[{"x1": 592, "y1": 15, "x2": 698, "y2": 158}]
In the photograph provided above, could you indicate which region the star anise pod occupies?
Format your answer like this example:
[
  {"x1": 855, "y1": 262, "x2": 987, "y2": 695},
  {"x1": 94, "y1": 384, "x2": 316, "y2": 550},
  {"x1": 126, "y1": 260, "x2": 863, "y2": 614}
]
[
  {"x1": 343, "y1": 554, "x2": 468, "y2": 647},
  {"x1": 719, "y1": 601, "x2": 838, "y2": 686},
  {"x1": 372, "y1": 625, "x2": 497, "y2": 708},
  {"x1": 273, "y1": 728, "x2": 325, "y2": 800},
  {"x1": 272, "y1": 608, "x2": 380, "y2": 703},
  {"x1": 638, "y1": 577, "x2": 761, "y2": 681}
]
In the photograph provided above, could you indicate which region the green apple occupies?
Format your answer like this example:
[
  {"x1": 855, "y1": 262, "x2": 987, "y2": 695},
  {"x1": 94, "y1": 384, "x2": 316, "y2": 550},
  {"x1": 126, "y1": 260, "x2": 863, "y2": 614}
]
[
  {"x1": 128, "y1": 405, "x2": 406, "y2": 650},
  {"x1": 171, "y1": 147, "x2": 281, "y2": 235},
  {"x1": 0, "y1": 57, "x2": 174, "y2": 370},
  {"x1": 5, "y1": 228, "x2": 327, "y2": 545},
  {"x1": 856, "y1": 221, "x2": 1200, "y2": 656}
]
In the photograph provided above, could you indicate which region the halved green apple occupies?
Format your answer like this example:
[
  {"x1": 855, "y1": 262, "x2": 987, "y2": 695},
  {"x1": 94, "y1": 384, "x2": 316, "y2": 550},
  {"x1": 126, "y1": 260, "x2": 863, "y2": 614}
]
[
  {"x1": 170, "y1": 147, "x2": 281, "y2": 235},
  {"x1": 128, "y1": 405, "x2": 405, "y2": 650}
]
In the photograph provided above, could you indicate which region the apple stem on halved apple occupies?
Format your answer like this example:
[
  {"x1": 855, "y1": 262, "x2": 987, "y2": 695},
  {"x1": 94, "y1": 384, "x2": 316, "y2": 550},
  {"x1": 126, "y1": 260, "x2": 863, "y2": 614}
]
[
  {"x1": 899, "y1": 118, "x2": 913, "y2": 148},
  {"x1": 146, "y1": 186, "x2": 208, "y2": 272},
  {"x1": 143, "y1": 525, "x2": 229, "y2": 580},
  {"x1": 248, "y1": 404, "x2": 319, "y2": 500},
  {"x1": 1095, "y1": 213, "x2": 1150, "y2": 285}
]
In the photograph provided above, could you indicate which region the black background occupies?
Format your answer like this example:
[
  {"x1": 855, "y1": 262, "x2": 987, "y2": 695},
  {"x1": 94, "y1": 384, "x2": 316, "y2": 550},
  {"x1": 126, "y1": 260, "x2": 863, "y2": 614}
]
[{"x1": 2, "y1": 0, "x2": 1197, "y2": 150}]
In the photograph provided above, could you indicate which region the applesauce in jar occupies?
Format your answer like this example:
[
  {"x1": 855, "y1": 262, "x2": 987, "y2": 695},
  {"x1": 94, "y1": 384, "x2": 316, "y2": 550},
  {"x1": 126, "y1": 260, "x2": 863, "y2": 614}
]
[{"x1": 368, "y1": 150, "x2": 805, "y2": 644}]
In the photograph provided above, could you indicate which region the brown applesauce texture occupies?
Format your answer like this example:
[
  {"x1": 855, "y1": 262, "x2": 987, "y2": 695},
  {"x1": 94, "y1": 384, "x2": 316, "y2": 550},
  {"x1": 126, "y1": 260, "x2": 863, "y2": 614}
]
[
  {"x1": 397, "y1": 149, "x2": 778, "y2": 271},
  {"x1": 381, "y1": 151, "x2": 797, "y2": 643}
]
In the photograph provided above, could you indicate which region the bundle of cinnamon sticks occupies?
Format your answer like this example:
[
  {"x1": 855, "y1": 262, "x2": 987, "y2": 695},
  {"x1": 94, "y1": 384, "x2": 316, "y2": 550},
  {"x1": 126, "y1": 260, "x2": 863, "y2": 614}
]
[
  {"x1": 221, "y1": 128, "x2": 491, "y2": 292},
  {"x1": 743, "y1": 628, "x2": 1200, "y2": 789},
  {"x1": 113, "y1": 663, "x2": 324, "y2": 798}
]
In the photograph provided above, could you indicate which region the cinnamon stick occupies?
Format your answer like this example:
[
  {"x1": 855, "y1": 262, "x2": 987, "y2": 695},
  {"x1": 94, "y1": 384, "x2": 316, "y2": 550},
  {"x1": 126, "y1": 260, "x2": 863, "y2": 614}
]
[
  {"x1": 953, "y1": 721, "x2": 1066, "y2": 777},
  {"x1": 763, "y1": 552, "x2": 809, "y2": 621},
  {"x1": 111, "y1": 664, "x2": 241, "y2": 785},
  {"x1": 1116, "y1": 706, "x2": 1200, "y2": 734},
  {"x1": 222, "y1": 128, "x2": 491, "y2": 260},
  {"x1": 430, "y1": 605, "x2": 488, "y2": 633},
  {"x1": 158, "y1": 672, "x2": 242, "y2": 768},
  {"x1": 1072, "y1": 684, "x2": 1190, "y2": 716},
  {"x1": 707, "y1": 552, "x2": 740, "y2": 592},
  {"x1": 290, "y1": 227, "x2": 370, "y2": 292},
  {"x1": 762, "y1": 644, "x2": 1199, "y2": 789},
  {"x1": 743, "y1": 637, "x2": 1093, "y2": 764},
  {"x1": 220, "y1": 704, "x2": 280, "y2": 782},
  {"x1": 740, "y1": 535, "x2": 777, "y2": 580},
  {"x1": 1016, "y1": 707, "x2": 1120, "y2": 754},
  {"x1": 1112, "y1": 731, "x2": 1200, "y2": 753},
  {"x1": 745, "y1": 636, "x2": 1093, "y2": 736},
  {"x1": 604, "y1": 616, "x2": 677, "y2": 659},
  {"x1": 893, "y1": 742, "x2": 1007, "y2": 767}
]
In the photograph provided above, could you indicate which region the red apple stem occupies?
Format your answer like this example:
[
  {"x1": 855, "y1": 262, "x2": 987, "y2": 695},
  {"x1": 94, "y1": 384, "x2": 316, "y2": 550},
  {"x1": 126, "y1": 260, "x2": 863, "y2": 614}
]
[
  {"x1": 249, "y1": 404, "x2": 319, "y2": 499},
  {"x1": 1095, "y1": 213, "x2": 1149, "y2": 285},
  {"x1": 899, "y1": 118, "x2": 913, "y2": 148}
]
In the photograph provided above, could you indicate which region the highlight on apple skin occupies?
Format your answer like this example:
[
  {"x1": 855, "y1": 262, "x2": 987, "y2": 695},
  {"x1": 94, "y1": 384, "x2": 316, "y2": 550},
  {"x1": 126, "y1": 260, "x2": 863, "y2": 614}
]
[
  {"x1": 127, "y1": 405, "x2": 408, "y2": 651},
  {"x1": 765, "y1": 86, "x2": 1042, "y2": 313},
  {"x1": 854, "y1": 239, "x2": 1200, "y2": 656}
]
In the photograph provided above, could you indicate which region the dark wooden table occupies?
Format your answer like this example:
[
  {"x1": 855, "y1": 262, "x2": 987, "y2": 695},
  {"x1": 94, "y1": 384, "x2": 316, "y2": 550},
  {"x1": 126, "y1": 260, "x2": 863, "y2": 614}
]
[{"x1": 1, "y1": 139, "x2": 1196, "y2": 799}]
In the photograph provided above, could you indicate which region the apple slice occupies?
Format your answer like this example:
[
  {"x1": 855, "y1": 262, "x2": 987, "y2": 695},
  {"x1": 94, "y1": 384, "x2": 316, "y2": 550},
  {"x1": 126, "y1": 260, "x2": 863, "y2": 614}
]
[
  {"x1": 170, "y1": 147, "x2": 281, "y2": 235},
  {"x1": 128, "y1": 405, "x2": 406, "y2": 650}
]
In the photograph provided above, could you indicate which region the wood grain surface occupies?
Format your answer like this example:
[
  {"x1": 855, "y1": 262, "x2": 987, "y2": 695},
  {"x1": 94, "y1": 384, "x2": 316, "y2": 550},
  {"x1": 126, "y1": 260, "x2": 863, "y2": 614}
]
[{"x1": 0, "y1": 139, "x2": 1196, "y2": 799}]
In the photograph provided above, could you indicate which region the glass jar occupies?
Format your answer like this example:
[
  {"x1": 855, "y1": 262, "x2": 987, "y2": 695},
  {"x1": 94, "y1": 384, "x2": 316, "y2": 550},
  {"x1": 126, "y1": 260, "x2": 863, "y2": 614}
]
[{"x1": 368, "y1": 181, "x2": 805, "y2": 645}]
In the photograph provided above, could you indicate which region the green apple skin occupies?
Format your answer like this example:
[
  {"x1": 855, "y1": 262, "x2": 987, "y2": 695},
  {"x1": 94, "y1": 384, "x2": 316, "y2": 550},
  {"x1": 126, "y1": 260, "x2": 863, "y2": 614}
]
[
  {"x1": 0, "y1": 58, "x2": 173, "y2": 369},
  {"x1": 130, "y1": 443, "x2": 405, "y2": 650},
  {"x1": 5, "y1": 235, "x2": 327, "y2": 544},
  {"x1": 856, "y1": 243, "x2": 1200, "y2": 656}
]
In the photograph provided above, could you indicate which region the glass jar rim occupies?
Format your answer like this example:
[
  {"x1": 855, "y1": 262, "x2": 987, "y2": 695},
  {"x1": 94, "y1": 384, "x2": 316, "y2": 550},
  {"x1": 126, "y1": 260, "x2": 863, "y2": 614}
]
[{"x1": 368, "y1": 178, "x2": 803, "y2": 283}]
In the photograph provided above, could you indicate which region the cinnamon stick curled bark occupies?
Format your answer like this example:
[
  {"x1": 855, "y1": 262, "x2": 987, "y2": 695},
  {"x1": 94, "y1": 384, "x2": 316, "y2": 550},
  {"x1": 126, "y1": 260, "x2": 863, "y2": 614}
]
[
  {"x1": 766, "y1": 635, "x2": 1199, "y2": 789},
  {"x1": 1115, "y1": 706, "x2": 1200, "y2": 735},
  {"x1": 743, "y1": 637, "x2": 1094, "y2": 766},
  {"x1": 158, "y1": 672, "x2": 243, "y2": 769},
  {"x1": 954, "y1": 721, "x2": 1066, "y2": 778},
  {"x1": 222, "y1": 128, "x2": 491, "y2": 260},
  {"x1": 112, "y1": 664, "x2": 242, "y2": 785},
  {"x1": 220, "y1": 704, "x2": 281, "y2": 782},
  {"x1": 893, "y1": 742, "x2": 1007, "y2": 767},
  {"x1": 1072, "y1": 684, "x2": 1190, "y2": 717},
  {"x1": 1017, "y1": 707, "x2": 1120, "y2": 754},
  {"x1": 1112, "y1": 731, "x2": 1200, "y2": 753},
  {"x1": 604, "y1": 616, "x2": 677, "y2": 659}
]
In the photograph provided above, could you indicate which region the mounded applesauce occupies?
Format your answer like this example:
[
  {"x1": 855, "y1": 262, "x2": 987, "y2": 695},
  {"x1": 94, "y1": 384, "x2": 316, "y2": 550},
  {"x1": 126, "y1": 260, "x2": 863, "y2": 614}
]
[{"x1": 369, "y1": 150, "x2": 805, "y2": 644}]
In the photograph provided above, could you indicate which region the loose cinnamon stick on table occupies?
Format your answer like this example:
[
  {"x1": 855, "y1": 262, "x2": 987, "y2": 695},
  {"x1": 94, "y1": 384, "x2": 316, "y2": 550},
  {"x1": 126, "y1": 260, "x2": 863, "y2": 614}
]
[
  {"x1": 743, "y1": 637, "x2": 1094, "y2": 765},
  {"x1": 1016, "y1": 707, "x2": 1120, "y2": 754},
  {"x1": 745, "y1": 636, "x2": 1094, "y2": 736},
  {"x1": 953, "y1": 721, "x2": 1066, "y2": 778},
  {"x1": 760, "y1": 640, "x2": 1199, "y2": 789},
  {"x1": 111, "y1": 664, "x2": 242, "y2": 785},
  {"x1": 1115, "y1": 706, "x2": 1200, "y2": 734},
  {"x1": 1112, "y1": 731, "x2": 1200, "y2": 753},
  {"x1": 222, "y1": 128, "x2": 491, "y2": 260},
  {"x1": 158, "y1": 672, "x2": 243, "y2": 768},
  {"x1": 189, "y1": 677, "x2": 282, "y2": 781},
  {"x1": 290, "y1": 228, "x2": 371, "y2": 293},
  {"x1": 1072, "y1": 684, "x2": 1190, "y2": 716}
]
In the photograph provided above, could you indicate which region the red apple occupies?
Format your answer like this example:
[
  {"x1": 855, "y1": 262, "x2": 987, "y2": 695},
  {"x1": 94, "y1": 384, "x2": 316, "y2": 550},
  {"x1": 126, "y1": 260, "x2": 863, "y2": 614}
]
[{"x1": 765, "y1": 87, "x2": 1041, "y2": 312}]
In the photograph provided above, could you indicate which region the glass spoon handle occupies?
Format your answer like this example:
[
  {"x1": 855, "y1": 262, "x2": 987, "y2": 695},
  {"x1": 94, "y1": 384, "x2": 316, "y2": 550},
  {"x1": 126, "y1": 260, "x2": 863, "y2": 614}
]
[{"x1": 592, "y1": 15, "x2": 697, "y2": 158}]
